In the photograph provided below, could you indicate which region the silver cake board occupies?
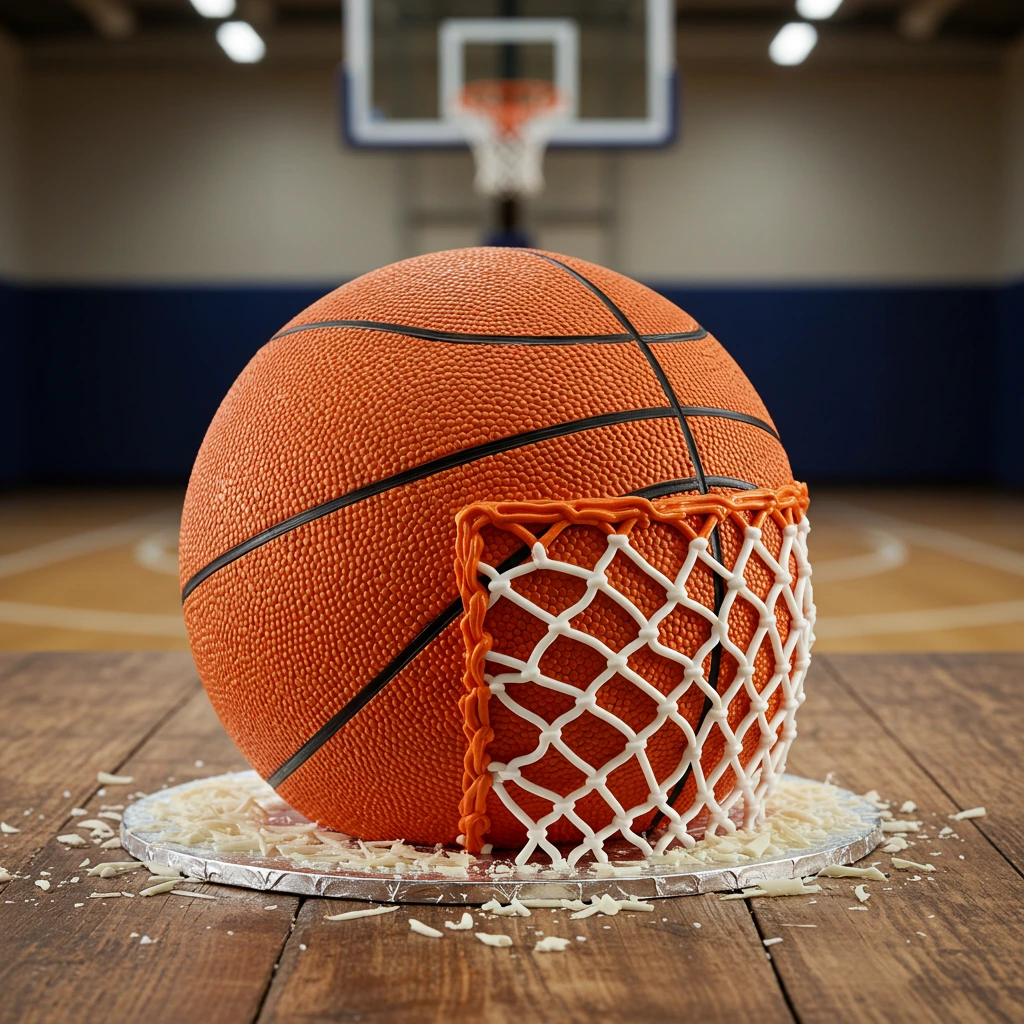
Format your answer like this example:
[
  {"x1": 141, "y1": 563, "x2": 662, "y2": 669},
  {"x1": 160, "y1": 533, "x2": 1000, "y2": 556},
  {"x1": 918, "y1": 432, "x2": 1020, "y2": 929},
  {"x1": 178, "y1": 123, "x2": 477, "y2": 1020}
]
[{"x1": 121, "y1": 772, "x2": 882, "y2": 906}]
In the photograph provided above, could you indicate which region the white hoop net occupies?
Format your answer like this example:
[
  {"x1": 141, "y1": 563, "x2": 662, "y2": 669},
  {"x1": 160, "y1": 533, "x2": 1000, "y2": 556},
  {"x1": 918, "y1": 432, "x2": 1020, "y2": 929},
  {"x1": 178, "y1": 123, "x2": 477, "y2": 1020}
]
[
  {"x1": 456, "y1": 491, "x2": 816, "y2": 867},
  {"x1": 452, "y1": 80, "x2": 568, "y2": 199}
]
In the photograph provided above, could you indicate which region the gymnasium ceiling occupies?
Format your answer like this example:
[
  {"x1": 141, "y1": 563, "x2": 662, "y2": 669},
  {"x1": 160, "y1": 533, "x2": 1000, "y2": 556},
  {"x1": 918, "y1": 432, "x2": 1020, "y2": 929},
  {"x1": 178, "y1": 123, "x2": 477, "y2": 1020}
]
[{"x1": 0, "y1": 0, "x2": 1020, "y2": 67}]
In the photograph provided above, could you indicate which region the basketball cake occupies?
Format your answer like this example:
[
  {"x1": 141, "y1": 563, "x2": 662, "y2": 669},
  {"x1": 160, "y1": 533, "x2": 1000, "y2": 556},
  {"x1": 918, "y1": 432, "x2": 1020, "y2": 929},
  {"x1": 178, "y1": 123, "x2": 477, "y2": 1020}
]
[{"x1": 179, "y1": 247, "x2": 815, "y2": 866}]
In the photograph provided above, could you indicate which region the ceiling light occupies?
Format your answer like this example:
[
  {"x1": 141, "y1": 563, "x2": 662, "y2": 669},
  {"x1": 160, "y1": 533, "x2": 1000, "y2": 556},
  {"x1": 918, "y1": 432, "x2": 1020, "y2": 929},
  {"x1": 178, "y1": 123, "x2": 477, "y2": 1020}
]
[
  {"x1": 795, "y1": 0, "x2": 843, "y2": 19},
  {"x1": 191, "y1": 0, "x2": 236, "y2": 17},
  {"x1": 769, "y1": 23, "x2": 818, "y2": 66},
  {"x1": 216, "y1": 21, "x2": 266, "y2": 63}
]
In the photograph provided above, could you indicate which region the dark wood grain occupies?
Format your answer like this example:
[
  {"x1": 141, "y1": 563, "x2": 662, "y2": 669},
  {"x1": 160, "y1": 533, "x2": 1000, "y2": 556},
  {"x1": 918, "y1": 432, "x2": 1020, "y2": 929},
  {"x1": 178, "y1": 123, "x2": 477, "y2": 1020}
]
[
  {"x1": 257, "y1": 894, "x2": 793, "y2": 1024},
  {"x1": 3, "y1": 652, "x2": 1023, "y2": 1024},
  {"x1": 758, "y1": 654, "x2": 1024, "y2": 1024},
  {"x1": 0, "y1": 687, "x2": 300, "y2": 1024},
  {"x1": 829, "y1": 652, "x2": 1024, "y2": 877},
  {"x1": 0, "y1": 652, "x2": 199, "y2": 881}
]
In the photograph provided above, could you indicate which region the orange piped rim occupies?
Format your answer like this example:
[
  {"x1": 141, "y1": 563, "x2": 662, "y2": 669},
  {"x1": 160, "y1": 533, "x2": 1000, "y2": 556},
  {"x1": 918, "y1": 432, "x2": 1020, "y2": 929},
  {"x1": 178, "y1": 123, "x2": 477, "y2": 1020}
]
[{"x1": 453, "y1": 482, "x2": 810, "y2": 854}]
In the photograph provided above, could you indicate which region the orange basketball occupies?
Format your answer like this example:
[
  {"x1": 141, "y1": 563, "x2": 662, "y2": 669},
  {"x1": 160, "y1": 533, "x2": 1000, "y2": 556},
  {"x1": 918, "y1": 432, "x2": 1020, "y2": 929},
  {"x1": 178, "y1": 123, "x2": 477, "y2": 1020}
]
[{"x1": 179, "y1": 247, "x2": 799, "y2": 849}]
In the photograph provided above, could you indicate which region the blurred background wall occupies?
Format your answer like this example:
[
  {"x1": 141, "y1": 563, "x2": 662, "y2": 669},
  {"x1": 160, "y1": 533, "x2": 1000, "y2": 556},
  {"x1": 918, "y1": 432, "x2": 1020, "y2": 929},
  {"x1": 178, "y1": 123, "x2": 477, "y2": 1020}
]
[{"x1": 0, "y1": 23, "x2": 1022, "y2": 491}]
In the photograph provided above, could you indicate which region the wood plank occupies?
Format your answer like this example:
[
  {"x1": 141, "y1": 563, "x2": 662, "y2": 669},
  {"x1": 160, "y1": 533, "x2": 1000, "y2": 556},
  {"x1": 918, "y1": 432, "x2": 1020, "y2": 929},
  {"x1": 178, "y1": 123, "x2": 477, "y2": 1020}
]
[
  {"x1": 752, "y1": 654, "x2": 1024, "y2": 1024},
  {"x1": 0, "y1": 687, "x2": 300, "y2": 1024},
  {"x1": 0, "y1": 652, "x2": 199, "y2": 881},
  {"x1": 827, "y1": 652, "x2": 1024, "y2": 876},
  {"x1": 257, "y1": 894, "x2": 793, "y2": 1024}
]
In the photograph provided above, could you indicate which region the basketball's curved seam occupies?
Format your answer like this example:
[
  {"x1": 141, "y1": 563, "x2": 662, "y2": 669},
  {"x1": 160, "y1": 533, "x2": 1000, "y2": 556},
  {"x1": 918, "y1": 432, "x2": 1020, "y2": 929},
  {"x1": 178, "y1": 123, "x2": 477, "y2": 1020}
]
[
  {"x1": 265, "y1": 473, "x2": 758, "y2": 788},
  {"x1": 182, "y1": 409, "x2": 776, "y2": 600},
  {"x1": 522, "y1": 252, "x2": 726, "y2": 835},
  {"x1": 271, "y1": 318, "x2": 709, "y2": 347}
]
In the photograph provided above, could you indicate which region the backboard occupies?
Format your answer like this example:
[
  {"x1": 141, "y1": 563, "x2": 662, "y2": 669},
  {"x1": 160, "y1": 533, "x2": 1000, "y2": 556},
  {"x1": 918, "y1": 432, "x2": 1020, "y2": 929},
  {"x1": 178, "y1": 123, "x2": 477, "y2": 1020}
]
[{"x1": 341, "y1": 0, "x2": 677, "y2": 149}]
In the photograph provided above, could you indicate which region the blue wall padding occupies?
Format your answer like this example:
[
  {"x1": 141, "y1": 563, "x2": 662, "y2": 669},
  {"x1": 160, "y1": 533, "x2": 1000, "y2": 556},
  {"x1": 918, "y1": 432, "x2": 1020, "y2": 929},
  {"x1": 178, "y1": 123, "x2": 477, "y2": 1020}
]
[
  {"x1": 0, "y1": 280, "x2": 27, "y2": 484},
  {"x1": 0, "y1": 278, "x2": 1019, "y2": 488},
  {"x1": 657, "y1": 284, "x2": 998, "y2": 483},
  {"x1": 994, "y1": 281, "x2": 1024, "y2": 489}
]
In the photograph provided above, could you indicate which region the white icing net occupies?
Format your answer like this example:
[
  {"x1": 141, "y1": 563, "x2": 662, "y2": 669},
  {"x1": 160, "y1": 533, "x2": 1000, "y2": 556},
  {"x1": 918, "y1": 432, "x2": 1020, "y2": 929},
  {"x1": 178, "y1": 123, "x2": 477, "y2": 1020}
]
[{"x1": 457, "y1": 495, "x2": 815, "y2": 867}]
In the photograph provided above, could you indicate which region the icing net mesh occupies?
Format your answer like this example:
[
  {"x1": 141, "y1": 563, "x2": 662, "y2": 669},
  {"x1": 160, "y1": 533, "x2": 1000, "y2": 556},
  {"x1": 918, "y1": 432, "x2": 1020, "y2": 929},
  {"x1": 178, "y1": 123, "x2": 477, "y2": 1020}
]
[{"x1": 455, "y1": 485, "x2": 815, "y2": 867}]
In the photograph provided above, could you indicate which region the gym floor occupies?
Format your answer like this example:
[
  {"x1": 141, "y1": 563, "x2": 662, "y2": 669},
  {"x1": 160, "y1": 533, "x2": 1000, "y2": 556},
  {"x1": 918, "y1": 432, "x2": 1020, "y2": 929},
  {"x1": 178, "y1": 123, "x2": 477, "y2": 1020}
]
[{"x1": 0, "y1": 487, "x2": 1020, "y2": 654}]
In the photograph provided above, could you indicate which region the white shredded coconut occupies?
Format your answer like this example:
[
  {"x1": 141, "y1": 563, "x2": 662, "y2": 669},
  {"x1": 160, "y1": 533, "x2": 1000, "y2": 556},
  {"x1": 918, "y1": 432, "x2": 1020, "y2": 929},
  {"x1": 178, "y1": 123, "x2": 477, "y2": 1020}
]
[
  {"x1": 854, "y1": 884, "x2": 870, "y2": 903},
  {"x1": 762, "y1": 937, "x2": 783, "y2": 947},
  {"x1": 817, "y1": 865, "x2": 886, "y2": 881},
  {"x1": 138, "y1": 773, "x2": 479, "y2": 876},
  {"x1": 97, "y1": 772, "x2": 134, "y2": 785},
  {"x1": 56, "y1": 834, "x2": 87, "y2": 847},
  {"x1": 33, "y1": 879, "x2": 50, "y2": 891},
  {"x1": 891, "y1": 858, "x2": 936, "y2": 872},
  {"x1": 0, "y1": 822, "x2": 20, "y2": 834},
  {"x1": 324, "y1": 905, "x2": 400, "y2": 922},
  {"x1": 950, "y1": 807, "x2": 986, "y2": 821},
  {"x1": 535, "y1": 936, "x2": 571, "y2": 952},
  {"x1": 475, "y1": 932, "x2": 512, "y2": 947},
  {"x1": 409, "y1": 919, "x2": 443, "y2": 938},
  {"x1": 445, "y1": 912, "x2": 473, "y2": 930}
]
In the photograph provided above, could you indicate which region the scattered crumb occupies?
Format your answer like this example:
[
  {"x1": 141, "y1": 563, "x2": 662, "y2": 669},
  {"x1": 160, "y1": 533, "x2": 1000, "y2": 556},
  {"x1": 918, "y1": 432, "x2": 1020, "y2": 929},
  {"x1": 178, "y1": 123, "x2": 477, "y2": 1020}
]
[
  {"x1": 100, "y1": 838, "x2": 122, "y2": 850},
  {"x1": 97, "y1": 772, "x2": 134, "y2": 786},
  {"x1": 854, "y1": 884, "x2": 870, "y2": 903},
  {"x1": 721, "y1": 878, "x2": 821, "y2": 900},
  {"x1": 950, "y1": 807, "x2": 986, "y2": 821},
  {"x1": 324, "y1": 905, "x2": 400, "y2": 922},
  {"x1": 56, "y1": 834, "x2": 88, "y2": 848},
  {"x1": 141, "y1": 880, "x2": 178, "y2": 897},
  {"x1": 763, "y1": 937, "x2": 783, "y2": 947},
  {"x1": 264, "y1": 905, "x2": 278, "y2": 911},
  {"x1": 693, "y1": 922, "x2": 701, "y2": 928},
  {"x1": 779, "y1": 924, "x2": 817, "y2": 928},
  {"x1": 73, "y1": 902, "x2": 84, "y2": 908},
  {"x1": 891, "y1": 858, "x2": 936, "y2": 873},
  {"x1": 70, "y1": 808, "x2": 87, "y2": 817},
  {"x1": 881, "y1": 820, "x2": 920, "y2": 833},
  {"x1": 409, "y1": 919, "x2": 443, "y2": 938},
  {"x1": 481, "y1": 897, "x2": 532, "y2": 917},
  {"x1": 88, "y1": 892, "x2": 120, "y2": 898},
  {"x1": 939, "y1": 827, "x2": 954, "y2": 837},
  {"x1": 33, "y1": 879, "x2": 50, "y2": 891},
  {"x1": 880, "y1": 837, "x2": 909, "y2": 853},
  {"x1": 139, "y1": 935, "x2": 155, "y2": 945},
  {"x1": 847, "y1": 906, "x2": 868, "y2": 911},
  {"x1": 0, "y1": 822, "x2": 20, "y2": 834},
  {"x1": 576, "y1": 936, "x2": 587, "y2": 942},
  {"x1": 475, "y1": 932, "x2": 513, "y2": 948},
  {"x1": 78, "y1": 858, "x2": 90, "y2": 868},
  {"x1": 535, "y1": 936, "x2": 571, "y2": 952},
  {"x1": 817, "y1": 865, "x2": 886, "y2": 881},
  {"x1": 170, "y1": 890, "x2": 216, "y2": 899},
  {"x1": 299, "y1": 943, "x2": 307, "y2": 951},
  {"x1": 900, "y1": 801, "x2": 917, "y2": 814},
  {"x1": 445, "y1": 912, "x2": 473, "y2": 931}
]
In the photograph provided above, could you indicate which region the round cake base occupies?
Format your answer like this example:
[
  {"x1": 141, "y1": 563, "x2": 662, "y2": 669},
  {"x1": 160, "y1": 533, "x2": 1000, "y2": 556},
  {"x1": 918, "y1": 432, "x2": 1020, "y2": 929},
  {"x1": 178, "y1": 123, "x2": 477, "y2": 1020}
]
[{"x1": 121, "y1": 772, "x2": 882, "y2": 905}]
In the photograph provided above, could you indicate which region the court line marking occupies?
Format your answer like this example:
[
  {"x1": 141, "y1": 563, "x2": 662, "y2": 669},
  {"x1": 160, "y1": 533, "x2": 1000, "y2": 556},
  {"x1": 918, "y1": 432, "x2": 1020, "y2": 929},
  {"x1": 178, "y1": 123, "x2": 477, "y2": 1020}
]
[
  {"x1": 815, "y1": 599, "x2": 1024, "y2": 640},
  {"x1": 810, "y1": 523, "x2": 908, "y2": 584},
  {"x1": 133, "y1": 527, "x2": 181, "y2": 577},
  {"x1": 813, "y1": 501, "x2": 1024, "y2": 639},
  {"x1": 0, "y1": 600, "x2": 187, "y2": 637},
  {"x1": 0, "y1": 509, "x2": 179, "y2": 579},
  {"x1": 0, "y1": 509, "x2": 185, "y2": 638}
]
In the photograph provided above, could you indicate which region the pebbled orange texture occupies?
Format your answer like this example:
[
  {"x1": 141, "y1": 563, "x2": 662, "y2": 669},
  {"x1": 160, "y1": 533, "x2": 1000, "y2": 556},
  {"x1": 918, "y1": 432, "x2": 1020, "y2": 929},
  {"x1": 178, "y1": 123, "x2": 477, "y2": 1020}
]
[{"x1": 180, "y1": 247, "x2": 798, "y2": 846}]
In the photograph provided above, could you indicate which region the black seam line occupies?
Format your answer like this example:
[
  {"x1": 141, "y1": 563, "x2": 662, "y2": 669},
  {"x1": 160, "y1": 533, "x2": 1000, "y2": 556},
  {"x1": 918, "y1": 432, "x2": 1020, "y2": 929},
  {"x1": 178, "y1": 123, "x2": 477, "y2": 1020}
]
[
  {"x1": 181, "y1": 407, "x2": 673, "y2": 601},
  {"x1": 521, "y1": 252, "x2": 711, "y2": 494},
  {"x1": 270, "y1": 319, "x2": 709, "y2": 346},
  {"x1": 678, "y1": 407, "x2": 779, "y2": 442},
  {"x1": 266, "y1": 545, "x2": 532, "y2": 789},
  {"x1": 630, "y1": 476, "x2": 759, "y2": 500},
  {"x1": 522, "y1": 252, "x2": 727, "y2": 838}
]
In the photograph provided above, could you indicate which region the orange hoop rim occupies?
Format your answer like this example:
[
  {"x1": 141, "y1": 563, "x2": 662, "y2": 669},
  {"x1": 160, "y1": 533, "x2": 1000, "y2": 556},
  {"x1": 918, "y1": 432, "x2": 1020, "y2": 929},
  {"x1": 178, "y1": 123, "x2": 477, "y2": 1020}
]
[{"x1": 457, "y1": 78, "x2": 564, "y2": 137}]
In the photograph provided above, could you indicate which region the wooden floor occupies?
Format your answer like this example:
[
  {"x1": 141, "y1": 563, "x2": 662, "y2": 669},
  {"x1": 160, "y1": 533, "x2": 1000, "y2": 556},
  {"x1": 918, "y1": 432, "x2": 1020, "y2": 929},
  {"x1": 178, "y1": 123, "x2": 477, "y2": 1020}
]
[
  {"x1": 0, "y1": 487, "x2": 1021, "y2": 652},
  {"x1": 2, "y1": 651, "x2": 1022, "y2": 1023}
]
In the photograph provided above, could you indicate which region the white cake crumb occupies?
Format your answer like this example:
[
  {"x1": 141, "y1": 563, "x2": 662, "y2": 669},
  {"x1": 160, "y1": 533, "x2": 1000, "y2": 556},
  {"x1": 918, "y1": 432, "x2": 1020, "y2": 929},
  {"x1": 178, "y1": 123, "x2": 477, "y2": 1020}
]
[
  {"x1": 949, "y1": 807, "x2": 986, "y2": 821},
  {"x1": 535, "y1": 936, "x2": 571, "y2": 952},
  {"x1": 891, "y1": 858, "x2": 936, "y2": 872},
  {"x1": 97, "y1": 772, "x2": 134, "y2": 785},
  {"x1": 409, "y1": 919, "x2": 443, "y2": 938},
  {"x1": 445, "y1": 912, "x2": 473, "y2": 930},
  {"x1": 762, "y1": 937, "x2": 783, "y2": 947},
  {"x1": 854, "y1": 884, "x2": 870, "y2": 903},
  {"x1": 475, "y1": 932, "x2": 512, "y2": 947}
]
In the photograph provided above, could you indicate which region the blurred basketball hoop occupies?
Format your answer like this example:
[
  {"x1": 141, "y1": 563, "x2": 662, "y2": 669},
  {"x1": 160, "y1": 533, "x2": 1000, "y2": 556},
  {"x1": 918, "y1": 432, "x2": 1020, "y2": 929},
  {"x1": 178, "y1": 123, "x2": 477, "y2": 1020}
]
[{"x1": 341, "y1": 0, "x2": 677, "y2": 246}]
